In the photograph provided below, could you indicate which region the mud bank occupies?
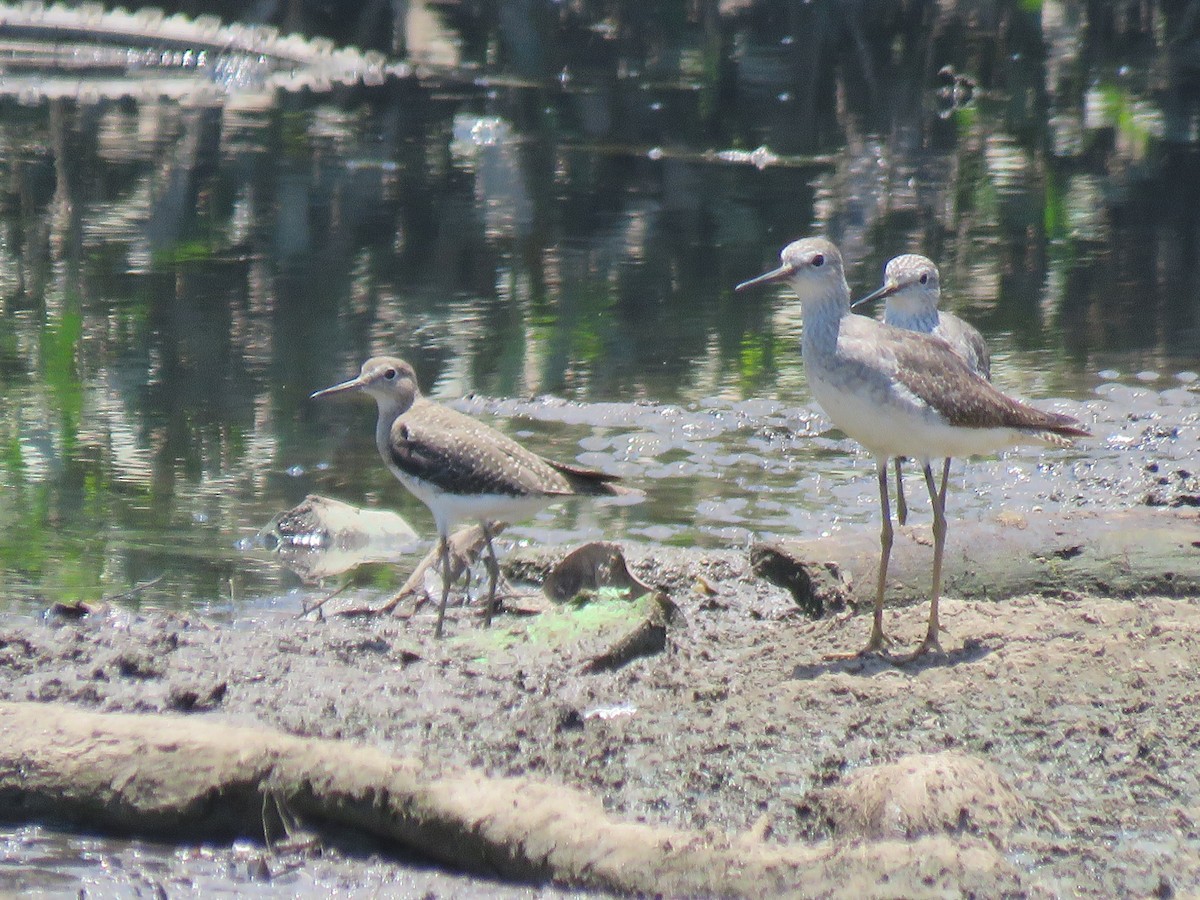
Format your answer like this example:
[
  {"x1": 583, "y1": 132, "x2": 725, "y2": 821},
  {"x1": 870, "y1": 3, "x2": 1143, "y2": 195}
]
[{"x1": 2, "y1": 512, "x2": 1200, "y2": 896}]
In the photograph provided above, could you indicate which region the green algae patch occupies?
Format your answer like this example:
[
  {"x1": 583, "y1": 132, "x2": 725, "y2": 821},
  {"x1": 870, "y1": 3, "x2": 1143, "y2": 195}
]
[{"x1": 453, "y1": 588, "x2": 653, "y2": 660}]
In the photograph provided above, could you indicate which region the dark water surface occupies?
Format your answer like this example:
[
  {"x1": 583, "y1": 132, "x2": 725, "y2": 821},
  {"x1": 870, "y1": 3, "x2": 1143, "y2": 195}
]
[{"x1": 0, "y1": 0, "x2": 1198, "y2": 615}]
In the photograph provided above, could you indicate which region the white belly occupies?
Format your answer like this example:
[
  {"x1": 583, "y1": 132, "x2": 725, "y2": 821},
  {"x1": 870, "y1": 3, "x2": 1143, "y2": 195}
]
[
  {"x1": 390, "y1": 465, "x2": 556, "y2": 535},
  {"x1": 809, "y1": 375, "x2": 1028, "y2": 459}
]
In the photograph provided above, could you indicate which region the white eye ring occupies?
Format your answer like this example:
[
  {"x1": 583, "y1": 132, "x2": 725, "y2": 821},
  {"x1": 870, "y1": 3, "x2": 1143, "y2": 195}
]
[
  {"x1": 919, "y1": 273, "x2": 929, "y2": 285},
  {"x1": 384, "y1": 369, "x2": 397, "y2": 380},
  {"x1": 811, "y1": 253, "x2": 825, "y2": 267}
]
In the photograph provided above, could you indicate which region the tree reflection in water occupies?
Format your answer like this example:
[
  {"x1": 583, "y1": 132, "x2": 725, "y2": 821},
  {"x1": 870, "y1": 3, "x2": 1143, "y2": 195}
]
[{"x1": 0, "y1": 0, "x2": 1195, "y2": 608}]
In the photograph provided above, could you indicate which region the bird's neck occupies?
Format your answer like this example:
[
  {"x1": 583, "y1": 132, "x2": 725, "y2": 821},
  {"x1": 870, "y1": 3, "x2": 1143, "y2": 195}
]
[
  {"x1": 884, "y1": 297, "x2": 939, "y2": 333},
  {"x1": 798, "y1": 280, "x2": 851, "y2": 361},
  {"x1": 372, "y1": 397, "x2": 406, "y2": 459}
]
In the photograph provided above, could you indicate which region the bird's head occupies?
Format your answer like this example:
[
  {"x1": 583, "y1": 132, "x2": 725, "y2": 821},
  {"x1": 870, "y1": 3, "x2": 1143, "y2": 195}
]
[
  {"x1": 735, "y1": 237, "x2": 846, "y2": 305},
  {"x1": 311, "y1": 356, "x2": 420, "y2": 415},
  {"x1": 853, "y1": 254, "x2": 940, "y2": 314}
]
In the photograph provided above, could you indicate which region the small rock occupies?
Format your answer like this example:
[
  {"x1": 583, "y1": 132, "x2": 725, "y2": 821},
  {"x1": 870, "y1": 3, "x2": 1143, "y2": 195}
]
[
  {"x1": 543, "y1": 542, "x2": 653, "y2": 603},
  {"x1": 555, "y1": 706, "x2": 585, "y2": 732}
]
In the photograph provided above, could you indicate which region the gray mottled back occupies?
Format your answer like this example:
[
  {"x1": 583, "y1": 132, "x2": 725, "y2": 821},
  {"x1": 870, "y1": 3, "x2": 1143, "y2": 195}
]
[
  {"x1": 930, "y1": 311, "x2": 991, "y2": 381},
  {"x1": 837, "y1": 316, "x2": 1082, "y2": 435},
  {"x1": 877, "y1": 255, "x2": 991, "y2": 380}
]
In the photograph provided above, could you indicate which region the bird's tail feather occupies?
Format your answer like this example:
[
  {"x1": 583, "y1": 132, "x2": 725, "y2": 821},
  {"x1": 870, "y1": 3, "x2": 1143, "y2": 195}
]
[
  {"x1": 549, "y1": 460, "x2": 629, "y2": 496},
  {"x1": 1027, "y1": 412, "x2": 1090, "y2": 446}
]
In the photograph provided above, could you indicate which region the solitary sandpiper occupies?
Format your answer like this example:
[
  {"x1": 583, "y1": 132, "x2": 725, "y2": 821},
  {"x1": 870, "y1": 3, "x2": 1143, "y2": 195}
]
[
  {"x1": 853, "y1": 254, "x2": 992, "y2": 526},
  {"x1": 737, "y1": 238, "x2": 1089, "y2": 660},
  {"x1": 312, "y1": 357, "x2": 625, "y2": 637}
]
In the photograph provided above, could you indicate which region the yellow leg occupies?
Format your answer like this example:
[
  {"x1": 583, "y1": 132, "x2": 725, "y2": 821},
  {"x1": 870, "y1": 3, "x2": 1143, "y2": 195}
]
[
  {"x1": 894, "y1": 459, "x2": 949, "y2": 662},
  {"x1": 868, "y1": 458, "x2": 894, "y2": 652},
  {"x1": 826, "y1": 458, "x2": 893, "y2": 659}
]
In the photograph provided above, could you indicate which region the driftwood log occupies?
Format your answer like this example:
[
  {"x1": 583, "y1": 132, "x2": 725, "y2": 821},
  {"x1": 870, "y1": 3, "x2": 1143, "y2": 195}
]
[
  {"x1": 752, "y1": 508, "x2": 1200, "y2": 616},
  {"x1": 0, "y1": 701, "x2": 1021, "y2": 896}
]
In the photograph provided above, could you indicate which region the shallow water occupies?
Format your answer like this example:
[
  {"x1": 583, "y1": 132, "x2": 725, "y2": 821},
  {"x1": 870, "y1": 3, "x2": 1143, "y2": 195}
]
[
  {"x1": 2, "y1": 3, "x2": 1200, "y2": 894},
  {"x1": 0, "y1": 1, "x2": 1197, "y2": 619},
  {"x1": 1, "y1": 1, "x2": 1198, "y2": 615},
  {"x1": 0, "y1": 823, "x2": 567, "y2": 897}
]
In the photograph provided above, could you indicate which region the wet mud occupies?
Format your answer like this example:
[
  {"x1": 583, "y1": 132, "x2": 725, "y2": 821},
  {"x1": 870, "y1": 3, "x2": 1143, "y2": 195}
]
[{"x1": 3, "y1": 529, "x2": 1200, "y2": 896}]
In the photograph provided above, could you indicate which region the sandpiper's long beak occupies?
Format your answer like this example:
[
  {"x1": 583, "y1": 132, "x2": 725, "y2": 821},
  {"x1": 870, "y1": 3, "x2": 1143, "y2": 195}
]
[
  {"x1": 851, "y1": 281, "x2": 899, "y2": 309},
  {"x1": 310, "y1": 375, "x2": 367, "y2": 400},
  {"x1": 735, "y1": 262, "x2": 796, "y2": 292}
]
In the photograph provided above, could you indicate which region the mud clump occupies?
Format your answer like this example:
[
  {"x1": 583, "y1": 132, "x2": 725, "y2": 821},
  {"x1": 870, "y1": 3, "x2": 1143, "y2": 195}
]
[{"x1": 812, "y1": 751, "x2": 1028, "y2": 845}]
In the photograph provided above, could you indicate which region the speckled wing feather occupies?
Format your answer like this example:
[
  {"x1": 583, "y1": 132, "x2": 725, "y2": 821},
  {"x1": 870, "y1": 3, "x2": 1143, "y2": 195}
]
[
  {"x1": 389, "y1": 401, "x2": 618, "y2": 497},
  {"x1": 877, "y1": 326, "x2": 1087, "y2": 437}
]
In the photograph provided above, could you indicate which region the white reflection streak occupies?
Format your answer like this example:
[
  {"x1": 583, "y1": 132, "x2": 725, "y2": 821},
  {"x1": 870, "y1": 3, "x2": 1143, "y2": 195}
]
[
  {"x1": 87, "y1": 379, "x2": 153, "y2": 485},
  {"x1": 451, "y1": 114, "x2": 532, "y2": 240}
]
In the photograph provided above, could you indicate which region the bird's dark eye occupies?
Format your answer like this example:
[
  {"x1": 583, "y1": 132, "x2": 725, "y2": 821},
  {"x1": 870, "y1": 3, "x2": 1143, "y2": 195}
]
[
  {"x1": 811, "y1": 254, "x2": 825, "y2": 267},
  {"x1": 384, "y1": 368, "x2": 397, "y2": 380},
  {"x1": 919, "y1": 273, "x2": 929, "y2": 285}
]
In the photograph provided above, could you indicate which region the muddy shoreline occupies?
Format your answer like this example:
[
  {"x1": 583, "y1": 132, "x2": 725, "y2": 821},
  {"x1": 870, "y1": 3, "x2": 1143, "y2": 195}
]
[{"x1": 3, "y1": 511, "x2": 1200, "y2": 896}]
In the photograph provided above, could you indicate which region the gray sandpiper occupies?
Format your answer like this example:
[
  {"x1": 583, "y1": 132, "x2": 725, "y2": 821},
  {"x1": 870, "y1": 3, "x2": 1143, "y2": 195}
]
[
  {"x1": 736, "y1": 238, "x2": 1089, "y2": 660},
  {"x1": 853, "y1": 253, "x2": 991, "y2": 526}
]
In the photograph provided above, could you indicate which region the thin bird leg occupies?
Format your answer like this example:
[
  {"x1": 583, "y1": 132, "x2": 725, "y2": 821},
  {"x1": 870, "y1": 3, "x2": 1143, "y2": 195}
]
[
  {"x1": 937, "y1": 456, "x2": 951, "y2": 505},
  {"x1": 896, "y1": 461, "x2": 948, "y2": 662},
  {"x1": 894, "y1": 457, "x2": 908, "y2": 526},
  {"x1": 826, "y1": 458, "x2": 893, "y2": 659},
  {"x1": 458, "y1": 555, "x2": 473, "y2": 605},
  {"x1": 481, "y1": 522, "x2": 500, "y2": 628},
  {"x1": 434, "y1": 533, "x2": 452, "y2": 639},
  {"x1": 868, "y1": 457, "x2": 895, "y2": 652}
]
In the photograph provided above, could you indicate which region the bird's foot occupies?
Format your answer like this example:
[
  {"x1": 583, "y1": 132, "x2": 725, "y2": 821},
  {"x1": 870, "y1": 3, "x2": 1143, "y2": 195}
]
[
  {"x1": 888, "y1": 631, "x2": 944, "y2": 665},
  {"x1": 824, "y1": 630, "x2": 893, "y2": 661},
  {"x1": 473, "y1": 577, "x2": 515, "y2": 627}
]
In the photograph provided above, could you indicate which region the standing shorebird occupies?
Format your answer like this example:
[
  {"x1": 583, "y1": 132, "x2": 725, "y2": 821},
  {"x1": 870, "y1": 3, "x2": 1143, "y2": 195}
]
[
  {"x1": 736, "y1": 238, "x2": 1088, "y2": 660},
  {"x1": 312, "y1": 357, "x2": 624, "y2": 637},
  {"x1": 852, "y1": 254, "x2": 991, "y2": 526}
]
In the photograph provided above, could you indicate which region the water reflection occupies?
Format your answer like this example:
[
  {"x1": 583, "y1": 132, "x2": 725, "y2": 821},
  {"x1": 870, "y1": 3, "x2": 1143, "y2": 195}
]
[{"x1": 0, "y1": 0, "x2": 1198, "y2": 611}]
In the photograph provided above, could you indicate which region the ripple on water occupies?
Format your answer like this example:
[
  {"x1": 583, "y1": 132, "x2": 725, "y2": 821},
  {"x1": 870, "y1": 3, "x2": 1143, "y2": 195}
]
[{"x1": 433, "y1": 380, "x2": 1199, "y2": 544}]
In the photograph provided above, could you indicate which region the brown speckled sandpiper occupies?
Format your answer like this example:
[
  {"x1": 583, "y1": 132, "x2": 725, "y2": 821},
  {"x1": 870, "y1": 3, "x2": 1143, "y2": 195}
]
[{"x1": 312, "y1": 357, "x2": 623, "y2": 637}]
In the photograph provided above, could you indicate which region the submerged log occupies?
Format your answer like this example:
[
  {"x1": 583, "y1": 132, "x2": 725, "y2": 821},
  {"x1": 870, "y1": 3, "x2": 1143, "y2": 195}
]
[
  {"x1": 0, "y1": 701, "x2": 1022, "y2": 896},
  {"x1": 753, "y1": 508, "x2": 1200, "y2": 613}
]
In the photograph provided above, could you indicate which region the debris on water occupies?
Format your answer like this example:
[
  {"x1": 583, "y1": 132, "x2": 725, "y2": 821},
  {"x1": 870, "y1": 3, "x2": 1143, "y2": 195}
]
[
  {"x1": 714, "y1": 145, "x2": 780, "y2": 169},
  {"x1": 584, "y1": 703, "x2": 637, "y2": 720}
]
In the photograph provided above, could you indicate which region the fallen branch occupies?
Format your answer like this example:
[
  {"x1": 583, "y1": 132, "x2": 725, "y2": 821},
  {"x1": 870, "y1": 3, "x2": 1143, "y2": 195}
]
[
  {"x1": 0, "y1": 701, "x2": 1020, "y2": 896},
  {"x1": 332, "y1": 523, "x2": 506, "y2": 618}
]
